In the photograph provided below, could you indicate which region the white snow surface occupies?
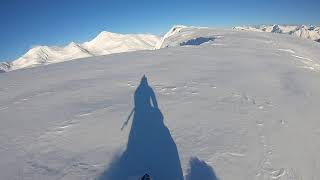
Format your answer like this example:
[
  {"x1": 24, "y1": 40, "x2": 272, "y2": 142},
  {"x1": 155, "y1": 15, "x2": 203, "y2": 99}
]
[
  {"x1": 1, "y1": 27, "x2": 320, "y2": 180},
  {"x1": 234, "y1": 25, "x2": 320, "y2": 42}
]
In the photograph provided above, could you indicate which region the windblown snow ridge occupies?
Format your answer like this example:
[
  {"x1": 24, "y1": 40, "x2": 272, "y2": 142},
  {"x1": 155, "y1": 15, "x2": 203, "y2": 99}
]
[{"x1": 233, "y1": 24, "x2": 320, "y2": 42}]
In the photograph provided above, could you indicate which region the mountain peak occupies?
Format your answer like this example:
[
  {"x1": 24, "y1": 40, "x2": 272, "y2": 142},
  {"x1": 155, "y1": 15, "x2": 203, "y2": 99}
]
[
  {"x1": 155, "y1": 25, "x2": 188, "y2": 49},
  {"x1": 95, "y1": 31, "x2": 123, "y2": 40},
  {"x1": 67, "y1": 42, "x2": 78, "y2": 47}
]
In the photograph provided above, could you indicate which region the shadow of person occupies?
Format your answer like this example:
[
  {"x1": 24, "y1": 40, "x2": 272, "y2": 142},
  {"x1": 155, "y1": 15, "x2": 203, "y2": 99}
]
[
  {"x1": 99, "y1": 75, "x2": 184, "y2": 180},
  {"x1": 185, "y1": 157, "x2": 219, "y2": 180}
]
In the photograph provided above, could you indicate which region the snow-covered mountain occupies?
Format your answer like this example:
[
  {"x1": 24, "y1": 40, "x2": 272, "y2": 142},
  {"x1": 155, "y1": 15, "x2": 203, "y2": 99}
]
[
  {"x1": 234, "y1": 24, "x2": 320, "y2": 42},
  {"x1": 1, "y1": 32, "x2": 159, "y2": 71},
  {"x1": 2, "y1": 25, "x2": 319, "y2": 72},
  {"x1": 82, "y1": 31, "x2": 159, "y2": 55},
  {"x1": 1, "y1": 26, "x2": 320, "y2": 180},
  {"x1": 155, "y1": 25, "x2": 221, "y2": 49},
  {"x1": 10, "y1": 43, "x2": 92, "y2": 70},
  {"x1": 0, "y1": 25, "x2": 221, "y2": 72}
]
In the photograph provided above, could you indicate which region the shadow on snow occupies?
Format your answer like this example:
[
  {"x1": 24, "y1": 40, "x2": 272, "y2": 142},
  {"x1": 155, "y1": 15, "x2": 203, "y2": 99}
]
[
  {"x1": 180, "y1": 37, "x2": 215, "y2": 46},
  {"x1": 99, "y1": 75, "x2": 218, "y2": 180},
  {"x1": 186, "y1": 157, "x2": 219, "y2": 180}
]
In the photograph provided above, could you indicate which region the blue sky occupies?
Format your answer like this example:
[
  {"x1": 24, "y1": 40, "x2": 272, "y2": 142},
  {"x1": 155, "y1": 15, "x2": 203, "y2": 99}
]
[{"x1": 1, "y1": 0, "x2": 319, "y2": 61}]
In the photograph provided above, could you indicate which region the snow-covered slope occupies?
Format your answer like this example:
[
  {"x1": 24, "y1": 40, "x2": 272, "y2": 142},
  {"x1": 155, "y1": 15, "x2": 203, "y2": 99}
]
[
  {"x1": 1, "y1": 27, "x2": 320, "y2": 180},
  {"x1": 10, "y1": 43, "x2": 92, "y2": 70},
  {"x1": 4, "y1": 32, "x2": 159, "y2": 71},
  {"x1": 234, "y1": 25, "x2": 320, "y2": 42}
]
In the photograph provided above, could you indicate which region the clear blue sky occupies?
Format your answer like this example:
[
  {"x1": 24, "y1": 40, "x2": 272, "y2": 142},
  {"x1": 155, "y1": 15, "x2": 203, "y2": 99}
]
[{"x1": 1, "y1": 0, "x2": 319, "y2": 61}]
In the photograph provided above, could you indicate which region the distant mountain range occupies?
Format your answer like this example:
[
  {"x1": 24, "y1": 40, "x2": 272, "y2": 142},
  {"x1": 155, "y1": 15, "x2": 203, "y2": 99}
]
[
  {"x1": 1, "y1": 24, "x2": 319, "y2": 72},
  {"x1": 233, "y1": 24, "x2": 320, "y2": 42}
]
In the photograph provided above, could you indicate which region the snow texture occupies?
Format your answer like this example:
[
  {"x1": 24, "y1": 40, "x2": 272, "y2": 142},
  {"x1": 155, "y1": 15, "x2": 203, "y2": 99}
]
[{"x1": 0, "y1": 26, "x2": 320, "y2": 180}]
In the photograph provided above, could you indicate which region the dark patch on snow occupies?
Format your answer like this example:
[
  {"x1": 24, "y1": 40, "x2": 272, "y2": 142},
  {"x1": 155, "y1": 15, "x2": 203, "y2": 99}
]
[
  {"x1": 180, "y1": 37, "x2": 215, "y2": 46},
  {"x1": 315, "y1": 39, "x2": 320, "y2": 43},
  {"x1": 186, "y1": 157, "x2": 219, "y2": 180},
  {"x1": 100, "y1": 75, "x2": 184, "y2": 180}
]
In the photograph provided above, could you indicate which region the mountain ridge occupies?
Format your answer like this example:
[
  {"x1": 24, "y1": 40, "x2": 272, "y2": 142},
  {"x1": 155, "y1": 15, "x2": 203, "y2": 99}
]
[
  {"x1": 1, "y1": 32, "x2": 160, "y2": 71},
  {"x1": 233, "y1": 24, "x2": 320, "y2": 42},
  {"x1": 2, "y1": 24, "x2": 319, "y2": 72}
]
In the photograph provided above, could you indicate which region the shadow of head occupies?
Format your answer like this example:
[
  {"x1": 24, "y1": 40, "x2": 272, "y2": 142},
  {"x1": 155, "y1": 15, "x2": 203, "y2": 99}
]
[
  {"x1": 186, "y1": 157, "x2": 219, "y2": 180},
  {"x1": 99, "y1": 75, "x2": 183, "y2": 180},
  {"x1": 134, "y1": 75, "x2": 158, "y2": 112}
]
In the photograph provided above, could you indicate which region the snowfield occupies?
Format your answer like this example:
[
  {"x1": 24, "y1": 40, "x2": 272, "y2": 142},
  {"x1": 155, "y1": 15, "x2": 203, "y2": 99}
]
[{"x1": 1, "y1": 26, "x2": 320, "y2": 180}]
